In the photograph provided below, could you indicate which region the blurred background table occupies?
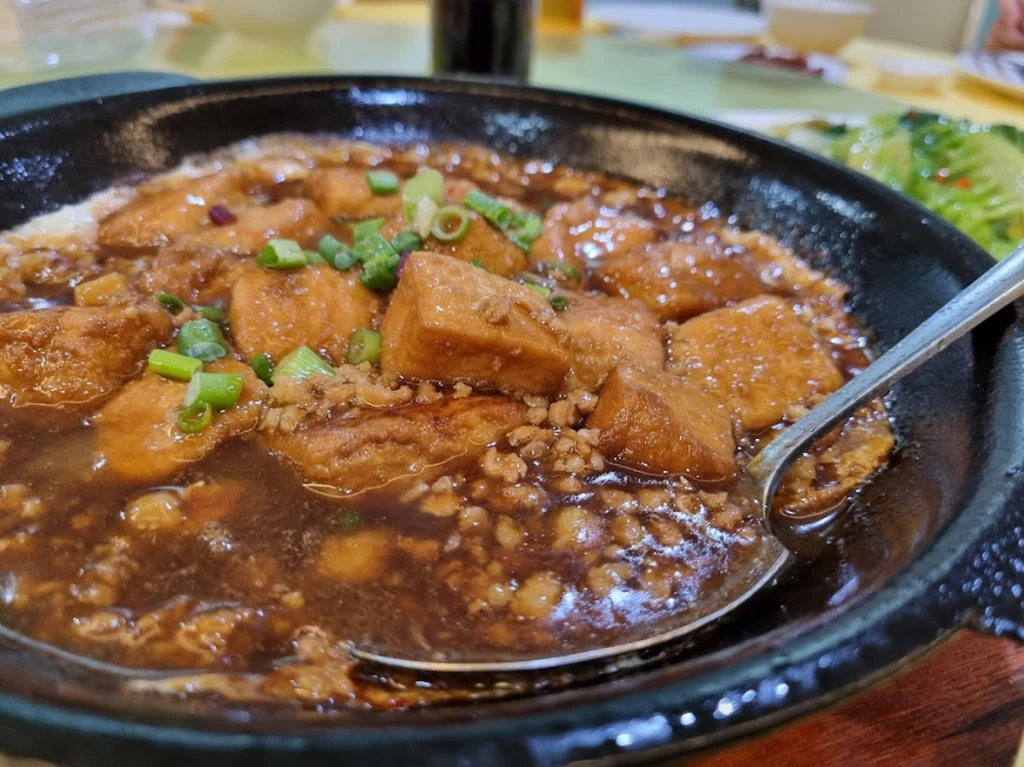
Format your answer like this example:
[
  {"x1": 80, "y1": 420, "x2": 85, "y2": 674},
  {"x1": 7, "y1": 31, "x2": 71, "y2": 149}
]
[{"x1": 0, "y1": 1, "x2": 1023, "y2": 765}]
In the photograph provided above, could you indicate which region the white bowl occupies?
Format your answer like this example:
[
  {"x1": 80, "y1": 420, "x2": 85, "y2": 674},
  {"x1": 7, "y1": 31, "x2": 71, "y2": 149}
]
[
  {"x1": 766, "y1": 0, "x2": 873, "y2": 55},
  {"x1": 204, "y1": 0, "x2": 337, "y2": 40}
]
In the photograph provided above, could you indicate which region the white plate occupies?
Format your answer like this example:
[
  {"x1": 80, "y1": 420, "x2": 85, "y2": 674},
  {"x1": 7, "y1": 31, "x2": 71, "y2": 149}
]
[
  {"x1": 957, "y1": 50, "x2": 1024, "y2": 102},
  {"x1": 683, "y1": 42, "x2": 848, "y2": 83},
  {"x1": 587, "y1": 3, "x2": 766, "y2": 40}
]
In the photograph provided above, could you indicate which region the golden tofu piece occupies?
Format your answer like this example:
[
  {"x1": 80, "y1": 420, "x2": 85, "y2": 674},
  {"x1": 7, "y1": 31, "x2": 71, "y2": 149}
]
[
  {"x1": 134, "y1": 247, "x2": 248, "y2": 306},
  {"x1": 424, "y1": 212, "x2": 528, "y2": 278},
  {"x1": 559, "y1": 292, "x2": 665, "y2": 392},
  {"x1": 587, "y1": 364, "x2": 736, "y2": 481},
  {"x1": 379, "y1": 252, "x2": 570, "y2": 394},
  {"x1": 94, "y1": 361, "x2": 267, "y2": 484},
  {"x1": 229, "y1": 265, "x2": 381, "y2": 364},
  {"x1": 97, "y1": 172, "x2": 250, "y2": 249},
  {"x1": 530, "y1": 198, "x2": 658, "y2": 278},
  {"x1": 304, "y1": 167, "x2": 402, "y2": 221},
  {"x1": 267, "y1": 395, "x2": 527, "y2": 494},
  {"x1": 174, "y1": 198, "x2": 329, "y2": 255},
  {"x1": 0, "y1": 300, "x2": 172, "y2": 411},
  {"x1": 669, "y1": 295, "x2": 844, "y2": 433},
  {"x1": 593, "y1": 240, "x2": 763, "y2": 320}
]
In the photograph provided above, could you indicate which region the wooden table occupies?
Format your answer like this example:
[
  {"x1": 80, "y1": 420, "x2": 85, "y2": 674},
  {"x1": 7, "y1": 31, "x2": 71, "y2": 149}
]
[{"x1": 0, "y1": 4, "x2": 1023, "y2": 765}]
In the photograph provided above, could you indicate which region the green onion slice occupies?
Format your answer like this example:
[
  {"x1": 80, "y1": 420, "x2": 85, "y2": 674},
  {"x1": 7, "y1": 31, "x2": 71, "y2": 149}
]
[
  {"x1": 176, "y1": 319, "x2": 229, "y2": 362},
  {"x1": 525, "y1": 283, "x2": 552, "y2": 298},
  {"x1": 413, "y1": 196, "x2": 440, "y2": 239},
  {"x1": 184, "y1": 372, "x2": 244, "y2": 409},
  {"x1": 177, "y1": 402, "x2": 213, "y2": 434},
  {"x1": 360, "y1": 252, "x2": 402, "y2": 293},
  {"x1": 257, "y1": 238, "x2": 308, "y2": 269},
  {"x1": 469, "y1": 258, "x2": 486, "y2": 270},
  {"x1": 192, "y1": 304, "x2": 227, "y2": 323},
  {"x1": 431, "y1": 206, "x2": 473, "y2": 243},
  {"x1": 304, "y1": 249, "x2": 325, "y2": 265},
  {"x1": 464, "y1": 190, "x2": 513, "y2": 230},
  {"x1": 353, "y1": 231, "x2": 398, "y2": 265},
  {"x1": 345, "y1": 327, "x2": 383, "y2": 365},
  {"x1": 248, "y1": 352, "x2": 275, "y2": 386},
  {"x1": 538, "y1": 260, "x2": 583, "y2": 284},
  {"x1": 148, "y1": 349, "x2": 202, "y2": 381},
  {"x1": 318, "y1": 234, "x2": 357, "y2": 270},
  {"x1": 333, "y1": 510, "x2": 362, "y2": 531},
  {"x1": 390, "y1": 230, "x2": 423, "y2": 255},
  {"x1": 366, "y1": 170, "x2": 400, "y2": 195},
  {"x1": 157, "y1": 293, "x2": 187, "y2": 315},
  {"x1": 403, "y1": 168, "x2": 445, "y2": 222},
  {"x1": 549, "y1": 294, "x2": 569, "y2": 312},
  {"x1": 352, "y1": 217, "x2": 386, "y2": 243},
  {"x1": 272, "y1": 345, "x2": 334, "y2": 382}
]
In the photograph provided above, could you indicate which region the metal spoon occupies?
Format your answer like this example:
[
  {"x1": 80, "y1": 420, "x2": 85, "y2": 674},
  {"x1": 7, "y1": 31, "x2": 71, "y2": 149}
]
[{"x1": 349, "y1": 244, "x2": 1024, "y2": 675}]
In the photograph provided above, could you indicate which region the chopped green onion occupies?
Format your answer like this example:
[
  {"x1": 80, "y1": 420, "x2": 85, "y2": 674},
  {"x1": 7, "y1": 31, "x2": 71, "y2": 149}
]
[
  {"x1": 366, "y1": 170, "x2": 400, "y2": 195},
  {"x1": 525, "y1": 283, "x2": 551, "y2": 298},
  {"x1": 184, "y1": 372, "x2": 244, "y2": 409},
  {"x1": 538, "y1": 261, "x2": 583, "y2": 284},
  {"x1": 176, "y1": 319, "x2": 228, "y2": 362},
  {"x1": 353, "y1": 231, "x2": 399, "y2": 266},
  {"x1": 549, "y1": 295, "x2": 569, "y2": 312},
  {"x1": 464, "y1": 190, "x2": 513, "y2": 230},
  {"x1": 360, "y1": 252, "x2": 402, "y2": 293},
  {"x1": 517, "y1": 272, "x2": 547, "y2": 286},
  {"x1": 248, "y1": 352, "x2": 275, "y2": 386},
  {"x1": 390, "y1": 230, "x2": 423, "y2": 255},
  {"x1": 469, "y1": 259, "x2": 486, "y2": 270},
  {"x1": 352, "y1": 217, "x2": 386, "y2": 243},
  {"x1": 257, "y1": 239, "x2": 307, "y2": 269},
  {"x1": 177, "y1": 402, "x2": 212, "y2": 434},
  {"x1": 318, "y1": 234, "x2": 357, "y2": 270},
  {"x1": 157, "y1": 293, "x2": 187, "y2": 315},
  {"x1": 403, "y1": 168, "x2": 445, "y2": 222},
  {"x1": 272, "y1": 345, "x2": 334, "y2": 382},
  {"x1": 304, "y1": 249, "x2": 325, "y2": 265},
  {"x1": 507, "y1": 212, "x2": 544, "y2": 252},
  {"x1": 431, "y1": 205, "x2": 473, "y2": 243},
  {"x1": 413, "y1": 196, "x2": 440, "y2": 239},
  {"x1": 333, "y1": 510, "x2": 362, "y2": 531},
  {"x1": 192, "y1": 304, "x2": 227, "y2": 323},
  {"x1": 345, "y1": 327, "x2": 383, "y2": 365},
  {"x1": 147, "y1": 349, "x2": 202, "y2": 381}
]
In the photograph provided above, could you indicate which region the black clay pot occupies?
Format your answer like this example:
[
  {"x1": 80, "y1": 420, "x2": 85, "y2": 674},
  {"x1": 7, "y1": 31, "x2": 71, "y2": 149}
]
[{"x1": 0, "y1": 75, "x2": 1022, "y2": 766}]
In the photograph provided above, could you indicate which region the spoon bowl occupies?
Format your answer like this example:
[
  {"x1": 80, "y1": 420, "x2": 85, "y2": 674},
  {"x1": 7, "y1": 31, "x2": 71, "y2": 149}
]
[{"x1": 350, "y1": 243, "x2": 1024, "y2": 675}]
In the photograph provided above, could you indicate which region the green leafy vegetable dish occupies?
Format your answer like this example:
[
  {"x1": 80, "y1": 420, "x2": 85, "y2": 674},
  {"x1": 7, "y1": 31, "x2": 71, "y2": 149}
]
[{"x1": 780, "y1": 112, "x2": 1024, "y2": 259}]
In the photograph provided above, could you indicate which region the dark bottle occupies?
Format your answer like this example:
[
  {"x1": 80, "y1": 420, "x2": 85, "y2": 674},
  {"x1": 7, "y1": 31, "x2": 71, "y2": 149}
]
[{"x1": 431, "y1": 0, "x2": 534, "y2": 81}]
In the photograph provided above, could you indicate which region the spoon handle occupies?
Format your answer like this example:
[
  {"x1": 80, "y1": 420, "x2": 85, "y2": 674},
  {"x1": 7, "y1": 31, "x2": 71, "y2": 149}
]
[{"x1": 749, "y1": 244, "x2": 1024, "y2": 516}]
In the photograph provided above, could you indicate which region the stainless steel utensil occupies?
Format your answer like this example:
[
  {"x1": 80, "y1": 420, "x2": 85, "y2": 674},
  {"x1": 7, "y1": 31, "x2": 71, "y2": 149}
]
[{"x1": 350, "y1": 244, "x2": 1024, "y2": 674}]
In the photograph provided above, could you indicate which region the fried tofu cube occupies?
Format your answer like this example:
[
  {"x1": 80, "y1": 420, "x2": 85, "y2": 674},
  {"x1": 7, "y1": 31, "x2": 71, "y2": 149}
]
[
  {"x1": 530, "y1": 198, "x2": 659, "y2": 279},
  {"x1": 424, "y1": 212, "x2": 528, "y2": 278},
  {"x1": 669, "y1": 295, "x2": 844, "y2": 433},
  {"x1": 587, "y1": 364, "x2": 736, "y2": 481},
  {"x1": 266, "y1": 395, "x2": 527, "y2": 494},
  {"x1": 593, "y1": 240, "x2": 763, "y2": 320},
  {"x1": 174, "y1": 198, "x2": 329, "y2": 255},
  {"x1": 379, "y1": 252, "x2": 570, "y2": 394},
  {"x1": 559, "y1": 293, "x2": 665, "y2": 392},
  {"x1": 304, "y1": 167, "x2": 402, "y2": 221},
  {"x1": 94, "y1": 361, "x2": 267, "y2": 484},
  {"x1": 229, "y1": 265, "x2": 381, "y2": 364},
  {"x1": 98, "y1": 172, "x2": 251, "y2": 249},
  {"x1": 0, "y1": 300, "x2": 172, "y2": 412}
]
